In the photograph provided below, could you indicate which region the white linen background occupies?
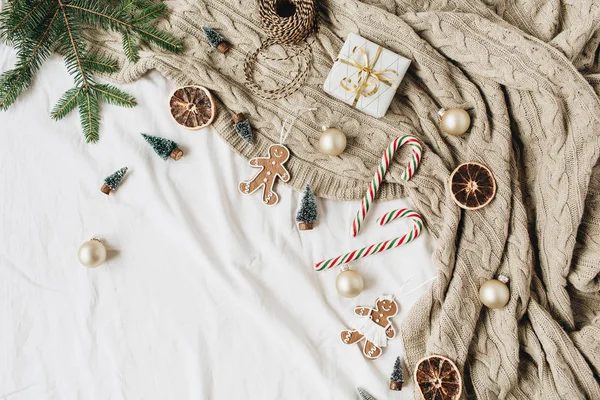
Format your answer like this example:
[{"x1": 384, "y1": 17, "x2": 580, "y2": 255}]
[{"x1": 0, "y1": 32, "x2": 438, "y2": 400}]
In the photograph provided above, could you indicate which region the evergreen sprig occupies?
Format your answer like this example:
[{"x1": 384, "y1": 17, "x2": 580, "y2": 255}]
[{"x1": 0, "y1": 0, "x2": 183, "y2": 143}]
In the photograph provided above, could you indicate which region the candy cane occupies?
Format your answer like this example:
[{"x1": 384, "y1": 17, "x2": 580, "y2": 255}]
[
  {"x1": 314, "y1": 208, "x2": 423, "y2": 271},
  {"x1": 351, "y1": 135, "x2": 422, "y2": 238}
]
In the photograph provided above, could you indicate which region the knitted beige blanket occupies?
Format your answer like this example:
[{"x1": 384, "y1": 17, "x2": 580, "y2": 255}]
[{"x1": 93, "y1": 0, "x2": 600, "y2": 397}]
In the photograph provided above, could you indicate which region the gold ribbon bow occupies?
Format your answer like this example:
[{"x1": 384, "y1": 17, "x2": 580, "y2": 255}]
[{"x1": 337, "y1": 46, "x2": 399, "y2": 108}]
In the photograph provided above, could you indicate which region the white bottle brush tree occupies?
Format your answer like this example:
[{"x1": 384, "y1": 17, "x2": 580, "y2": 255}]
[
  {"x1": 0, "y1": 0, "x2": 183, "y2": 143},
  {"x1": 296, "y1": 183, "x2": 317, "y2": 230}
]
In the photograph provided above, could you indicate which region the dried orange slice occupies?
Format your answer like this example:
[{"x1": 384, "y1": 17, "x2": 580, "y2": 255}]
[
  {"x1": 449, "y1": 162, "x2": 496, "y2": 210},
  {"x1": 169, "y1": 85, "x2": 215, "y2": 130},
  {"x1": 414, "y1": 355, "x2": 462, "y2": 400}
]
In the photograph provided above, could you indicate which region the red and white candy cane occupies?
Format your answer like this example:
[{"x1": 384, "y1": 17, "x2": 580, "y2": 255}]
[
  {"x1": 351, "y1": 135, "x2": 422, "y2": 237},
  {"x1": 314, "y1": 208, "x2": 423, "y2": 271}
]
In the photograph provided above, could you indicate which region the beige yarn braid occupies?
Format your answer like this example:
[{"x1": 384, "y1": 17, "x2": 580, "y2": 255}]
[{"x1": 244, "y1": 0, "x2": 318, "y2": 99}]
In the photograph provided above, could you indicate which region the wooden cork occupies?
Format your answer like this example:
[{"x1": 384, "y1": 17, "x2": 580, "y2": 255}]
[
  {"x1": 390, "y1": 381, "x2": 402, "y2": 391},
  {"x1": 233, "y1": 113, "x2": 245, "y2": 124},
  {"x1": 298, "y1": 222, "x2": 313, "y2": 230},
  {"x1": 217, "y1": 41, "x2": 230, "y2": 53},
  {"x1": 170, "y1": 147, "x2": 184, "y2": 161},
  {"x1": 100, "y1": 183, "x2": 111, "y2": 195}
]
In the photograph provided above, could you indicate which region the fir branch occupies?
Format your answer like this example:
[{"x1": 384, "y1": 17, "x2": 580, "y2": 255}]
[
  {"x1": 58, "y1": 3, "x2": 91, "y2": 88},
  {"x1": 0, "y1": 7, "x2": 59, "y2": 109},
  {"x1": 51, "y1": 86, "x2": 80, "y2": 119},
  {"x1": 94, "y1": 83, "x2": 137, "y2": 107},
  {"x1": 78, "y1": 87, "x2": 99, "y2": 142},
  {"x1": 132, "y1": 3, "x2": 166, "y2": 24},
  {"x1": 64, "y1": 1, "x2": 182, "y2": 53},
  {"x1": 0, "y1": 69, "x2": 28, "y2": 110},
  {"x1": 82, "y1": 54, "x2": 118, "y2": 73},
  {"x1": 64, "y1": 1, "x2": 127, "y2": 32},
  {"x1": 0, "y1": 0, "x2": 182, "y2": 142},
  {"x1": 1, "y1": 0, "x2": 49, "y2": 42},
  {"x1": 118, "y1": 0, "x2": 153, "y2": 13},
  {"x1": 118, "y1": 0, "x2": 137, "y2": 12},
  {"x1": 122, "y1": 29, "x2": 139, "y2": 62},
  {"x1": 134, "y1": 24, "x2": 182, "y2": 53}
]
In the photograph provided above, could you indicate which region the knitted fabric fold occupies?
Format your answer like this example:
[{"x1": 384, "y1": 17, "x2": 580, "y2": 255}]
[{"x1": 88, "y1": 0, "x2": 600, "y2": 397}]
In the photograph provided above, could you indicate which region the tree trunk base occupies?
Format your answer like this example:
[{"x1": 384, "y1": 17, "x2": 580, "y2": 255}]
[
  {"x1": 170, "y1": 148, "x2": 184, "y2": 160},
  {"x1": 100, "y1": 183, "x2": 112, "y2": 195},
  {"x1": 217, "y1": 41, "x2": 230, "y2": 53},
  {"x1": 298, "y1": 222, "x2": 314, "y2": 230},
  {"x1": 389, "y1": 381, "x2": 402, "y2": 391},
  {"x1": 233, "y1": 113, "x2": 245, "y2": 124}
]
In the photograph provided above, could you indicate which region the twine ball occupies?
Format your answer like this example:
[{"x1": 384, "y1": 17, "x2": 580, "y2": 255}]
[{"x1": 259, "y1": 0, "x2": 318, "y2": 44}]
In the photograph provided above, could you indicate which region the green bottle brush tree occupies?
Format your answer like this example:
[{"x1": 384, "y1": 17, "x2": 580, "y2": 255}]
[
  {"x1": 202, "y1": 25, "x2": 229, "y2": 53},
  {"x1": 102, "y1": 166, "x2": 127, "y2": 195},
  {"x1": 141, "y1": 133, "x2": 183, "y2": 160},
  {"x1": 0, "y1": 0, "x2": 183, "y2": 143},
  {"x1": 296, "y1": 183, "x2": 317, "y2": 230},
  {"x1": 389, "y1": 356, "x2": 404, "y2": 391}
]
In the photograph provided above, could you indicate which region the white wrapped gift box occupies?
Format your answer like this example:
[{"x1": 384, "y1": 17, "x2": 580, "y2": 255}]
[{"x1": 323, "y1": 33, "x2": 411, "y2": 118}]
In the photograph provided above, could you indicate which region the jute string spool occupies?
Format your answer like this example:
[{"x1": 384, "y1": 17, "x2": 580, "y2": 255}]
[{"x1": 244, "y1": 0, "x2": 318, "y2": 100}]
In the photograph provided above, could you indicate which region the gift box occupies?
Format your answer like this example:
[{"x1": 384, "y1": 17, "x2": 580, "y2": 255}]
[{"x1": 323, "y1": 33, "x2": 411, "y2": 118}]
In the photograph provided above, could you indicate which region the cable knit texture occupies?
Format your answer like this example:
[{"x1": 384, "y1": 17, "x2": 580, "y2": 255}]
[{"x1": 87, "y1": 0, "x2": 600, "y2": 397}]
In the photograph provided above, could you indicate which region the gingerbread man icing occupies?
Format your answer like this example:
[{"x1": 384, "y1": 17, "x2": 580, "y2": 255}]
[
  {"x1": 340, "y1": 295, "x2": 398, "y2": 359},
  {"x1": 239, "y1": 144, "x2": 291, "y2": 206}
]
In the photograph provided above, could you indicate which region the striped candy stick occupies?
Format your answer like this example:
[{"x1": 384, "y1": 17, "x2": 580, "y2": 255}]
[
  {"x1": 351, "y1": 136, "x2": 422, "y2": 238},
  {"x1": 314, "y1": 208, "x2": 423, "y2": 271}
]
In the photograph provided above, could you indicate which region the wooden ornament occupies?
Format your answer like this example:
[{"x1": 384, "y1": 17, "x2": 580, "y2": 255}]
[
  {"x1": 239, "y1": 144, "x2": 291, "y2": 206},
  {"x1": 340, "y1": 295, "x2": 398, "y2": 359}
]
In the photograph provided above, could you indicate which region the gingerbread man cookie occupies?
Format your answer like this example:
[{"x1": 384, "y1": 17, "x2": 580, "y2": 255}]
[
  {"x1": 340, "y1": 295, "x2": 398, "y2": 359},
  {"x1": 239, "y1": 144, "x2": 291, "y2": 206}
]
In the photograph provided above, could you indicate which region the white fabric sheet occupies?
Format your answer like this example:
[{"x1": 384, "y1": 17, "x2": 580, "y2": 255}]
[{"x1": 0, "y1": 42, "x2": 437, "y2": 399}]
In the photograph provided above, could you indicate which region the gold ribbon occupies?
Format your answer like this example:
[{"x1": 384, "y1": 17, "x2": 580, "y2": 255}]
[{"x1": 337, "y1": 46, "x2": 399, "y2": 108}]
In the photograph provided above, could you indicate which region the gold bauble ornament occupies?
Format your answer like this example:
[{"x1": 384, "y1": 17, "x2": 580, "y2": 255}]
[
  {"x1": 78, "y1": 238, "x2": 107, "y2": 268},
  {"x1": 479, "y1": 275, "x2": 510, "y2": 309},
  {"x1": 319, "y1": 127, "x2": 347, "y2": 156},
  {"x1": 438, "y1": 108, "x2": 471, "y2": 136},
  {"x1": 336, "y1": 267, "x2": 364, "y2": 298}
]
